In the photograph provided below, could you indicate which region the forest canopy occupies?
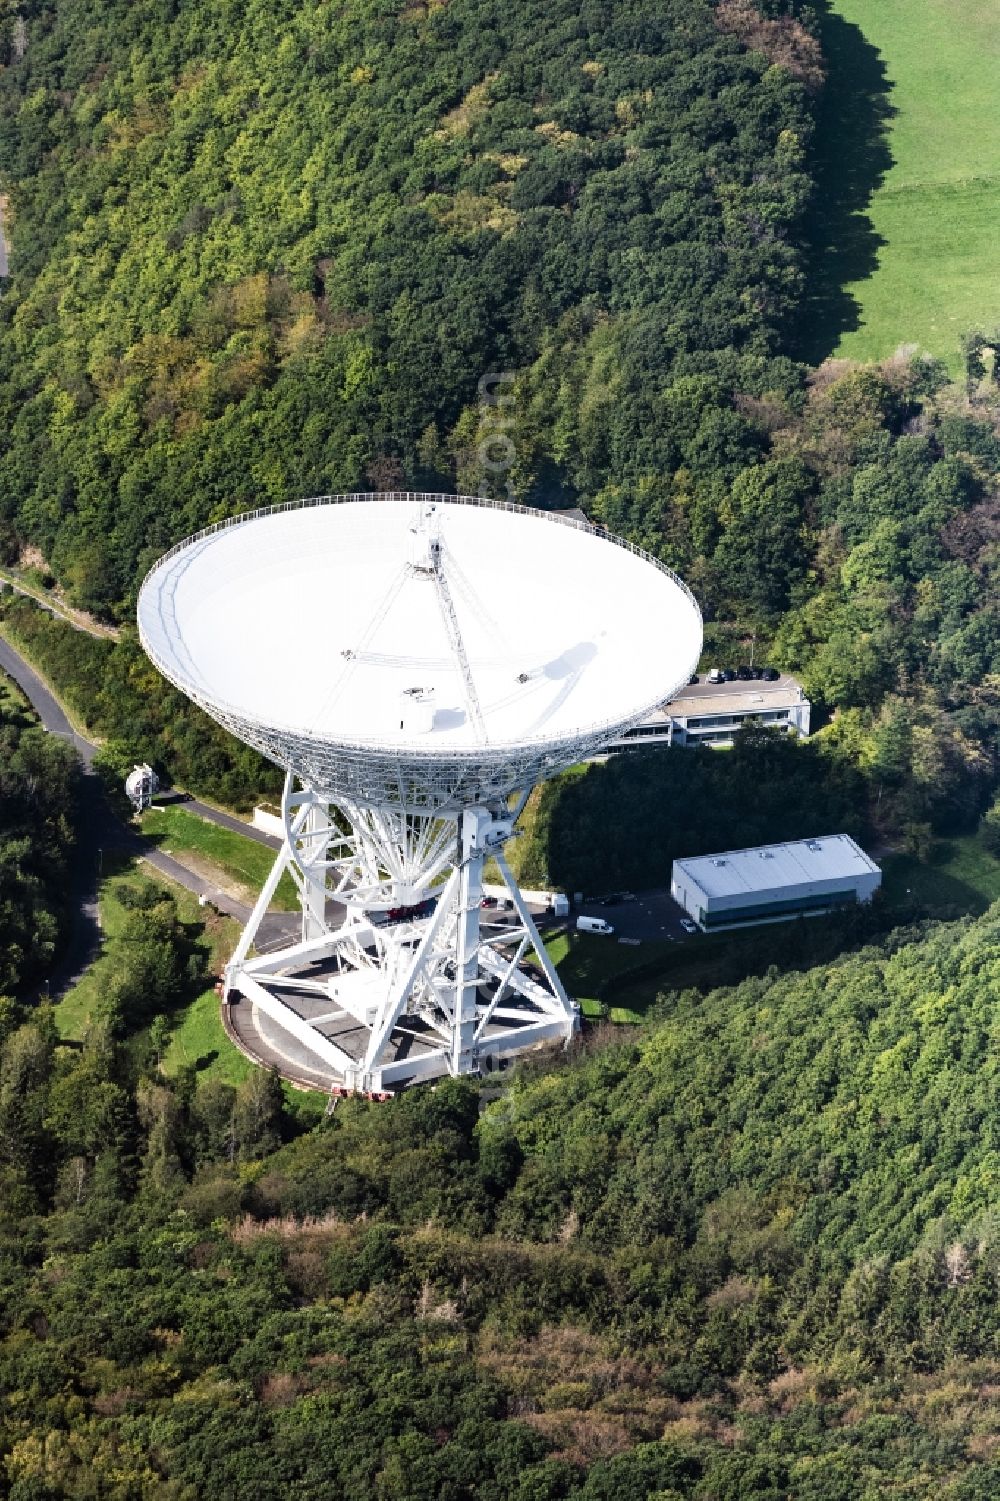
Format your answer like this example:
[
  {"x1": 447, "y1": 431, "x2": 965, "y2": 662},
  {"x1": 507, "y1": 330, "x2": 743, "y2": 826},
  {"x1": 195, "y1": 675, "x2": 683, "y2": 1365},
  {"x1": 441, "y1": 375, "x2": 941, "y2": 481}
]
[
  {"x1": 0, "y1": 671, "x2": 77, "y2": 997},
  {"x1": 1, "y1": 0, "x2": 998, "y2": 848},
  {"x1": 5, "y1": 0, "x2": 1000, "y2": 1495},
  {"x1": 0, "y1": 0, "x2": 814, "y2": 611},
  {"x1": 2, "y1": 905, "x2": 1000, "y2": 1495}
]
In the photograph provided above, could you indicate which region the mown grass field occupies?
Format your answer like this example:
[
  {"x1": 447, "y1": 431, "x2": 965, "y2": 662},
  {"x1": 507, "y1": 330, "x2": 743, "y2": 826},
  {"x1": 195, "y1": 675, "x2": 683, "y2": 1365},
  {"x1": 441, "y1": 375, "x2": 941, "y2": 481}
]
[
  {"x1": 881, "y1": 831, "x2": 1000, "y2": 917},
  {"x1": 159, "y1": 985, "x2": 256, "y2": 1088},
  {"x1": 142, "y1": 804, "x2": 298, "y2": 910},
  {"x1": 543, "y1": 920, "x2": 877, "y2": 1024},
  {"x1": 824, "y1": 0, "x2": 1000, "y2": 370},
  {"x1": 543, "y1": 930, "x2": 678, "y2": 1024}
]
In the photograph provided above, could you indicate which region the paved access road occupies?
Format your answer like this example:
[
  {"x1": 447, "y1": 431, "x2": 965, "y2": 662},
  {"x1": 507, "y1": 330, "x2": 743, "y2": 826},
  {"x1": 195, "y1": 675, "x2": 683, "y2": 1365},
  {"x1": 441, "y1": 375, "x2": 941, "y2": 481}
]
[
  {"x1": 0, "y1": 631, "x2": 278, "y2": 845},
  {"x1": 1, "y1": 629, "x2": 695, "y2": 1006},
  {"x1": 0, "y1": 635, "x2": 93, "y2": 762},
  {"x1": 0, "y1": 567, "x2": 121, "y2": 640},
  {"x1": 574, "y1": 888, "x2": 694, "y2": 942},
  {"x1": 0, "y1": 633, "x2": 298, "y2": 992}
]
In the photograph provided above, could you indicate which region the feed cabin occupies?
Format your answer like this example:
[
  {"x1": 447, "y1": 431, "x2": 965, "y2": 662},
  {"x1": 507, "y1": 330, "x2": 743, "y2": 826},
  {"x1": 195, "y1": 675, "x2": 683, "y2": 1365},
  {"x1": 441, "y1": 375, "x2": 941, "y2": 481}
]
[{"x1": 671, "y1": 835, "x2": 881, "y2": 931}]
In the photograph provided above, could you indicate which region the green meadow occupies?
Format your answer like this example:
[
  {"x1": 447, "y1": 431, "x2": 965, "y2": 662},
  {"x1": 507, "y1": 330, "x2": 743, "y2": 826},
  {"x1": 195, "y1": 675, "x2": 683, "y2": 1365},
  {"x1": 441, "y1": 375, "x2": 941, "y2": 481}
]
[
  {"x1": 141, "y1": 804, "x2": 298, "y2": 910},
  {"x1": 812, "y1": 0, "x2": 1000, "y2": 371}
]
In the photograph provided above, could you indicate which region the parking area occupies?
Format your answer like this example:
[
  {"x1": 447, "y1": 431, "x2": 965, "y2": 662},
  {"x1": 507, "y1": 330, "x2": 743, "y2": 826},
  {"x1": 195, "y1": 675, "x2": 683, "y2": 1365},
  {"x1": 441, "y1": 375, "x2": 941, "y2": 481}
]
[
  {"x1": 563, "y1": 888, "x2": 696, "y2": 943},
  {"x1": 478, "y1": 897, "x2": 555, "y2": 938}
]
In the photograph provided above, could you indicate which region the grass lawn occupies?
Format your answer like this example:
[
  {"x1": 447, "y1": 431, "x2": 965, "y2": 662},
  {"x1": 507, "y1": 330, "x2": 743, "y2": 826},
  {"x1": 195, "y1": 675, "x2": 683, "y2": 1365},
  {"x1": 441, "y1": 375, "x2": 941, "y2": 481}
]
[
  {"x1": 159, "y1": 985, "x2": 254, "y2": 1088},
  {"x1": 543, "y1": 924, "x2": 850, "y2": 1023},
  {"x1": 55, "y1": 855, "x2": 243, "y2": 1045},
  {"x1": 540, "y1": 923, "x2": 824, "y2": 1021},
  {"x1": 816, "y1": 0, "x2": 1000, "y2": 371},
  {"x1": 880, "y1": 831, "x2": 1000, "y2": 917},
  {"x1": 543, "y1": 930, "x2": 678, "y2": 1024},
  {"x1": 55, "y1": 855, "x2": 325, "y2": 1111},
  {"x1": 142, "y1": 804, "x2": 298, "y2": 910}
]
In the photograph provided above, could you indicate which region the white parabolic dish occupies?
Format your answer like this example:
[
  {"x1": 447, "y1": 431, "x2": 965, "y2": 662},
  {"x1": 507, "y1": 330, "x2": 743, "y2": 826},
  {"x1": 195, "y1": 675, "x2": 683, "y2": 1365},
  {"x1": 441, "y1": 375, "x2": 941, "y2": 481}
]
[{"x1": 138, "y1": 493, "x2": 703, "y2": 810}]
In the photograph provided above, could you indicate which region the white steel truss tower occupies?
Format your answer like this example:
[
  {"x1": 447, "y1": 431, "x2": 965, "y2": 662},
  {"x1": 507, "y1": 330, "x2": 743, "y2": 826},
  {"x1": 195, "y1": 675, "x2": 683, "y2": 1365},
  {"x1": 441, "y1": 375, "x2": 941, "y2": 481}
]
[{"x1": 224, "y1": 774, "x2": 578, "y2": 1092}]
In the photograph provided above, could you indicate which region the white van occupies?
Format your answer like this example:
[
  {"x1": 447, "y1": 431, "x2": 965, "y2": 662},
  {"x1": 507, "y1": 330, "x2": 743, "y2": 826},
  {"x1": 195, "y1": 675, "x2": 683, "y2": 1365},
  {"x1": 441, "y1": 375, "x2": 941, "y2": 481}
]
[
  {"x1": 552, "y1": 893, "x2": 570, "y2": 918},
  {"x1": 707, "y1": 667, "x2": 723, "y2": 683},
  {"x1": 576, "y1": 915, "x2": 614, "y2": 935}
]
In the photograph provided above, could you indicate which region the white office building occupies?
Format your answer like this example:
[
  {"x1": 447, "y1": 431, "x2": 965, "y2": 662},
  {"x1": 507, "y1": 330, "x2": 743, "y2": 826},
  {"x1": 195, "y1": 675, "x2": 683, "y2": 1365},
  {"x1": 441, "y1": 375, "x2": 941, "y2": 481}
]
[
  {"x1": 671, "y1": 834, "x2": 881, "y2": 931},
  {"x1": 610, "y1": 674, "x2": 811, "y2": 750}
]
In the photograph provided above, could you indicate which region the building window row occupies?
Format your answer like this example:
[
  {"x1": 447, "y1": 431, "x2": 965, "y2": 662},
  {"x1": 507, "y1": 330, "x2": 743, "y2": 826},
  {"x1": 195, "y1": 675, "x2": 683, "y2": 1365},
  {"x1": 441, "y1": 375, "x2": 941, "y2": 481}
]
[
  {"x1": 699, "y1": 889, "x2": 858, "y2": 928},
  {"x1": 622, "y1": 723, "x2": 673, "y2": 740},
  {"x1": 686, "y1": 710, "x2": 793, "y2": 731}
]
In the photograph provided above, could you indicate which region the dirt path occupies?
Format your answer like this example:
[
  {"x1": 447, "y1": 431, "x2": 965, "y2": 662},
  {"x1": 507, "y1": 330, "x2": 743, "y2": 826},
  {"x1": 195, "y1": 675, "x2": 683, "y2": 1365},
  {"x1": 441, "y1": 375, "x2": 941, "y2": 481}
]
[{"x1": 0, "y1": 567, "x2": 121, "y2": 641}]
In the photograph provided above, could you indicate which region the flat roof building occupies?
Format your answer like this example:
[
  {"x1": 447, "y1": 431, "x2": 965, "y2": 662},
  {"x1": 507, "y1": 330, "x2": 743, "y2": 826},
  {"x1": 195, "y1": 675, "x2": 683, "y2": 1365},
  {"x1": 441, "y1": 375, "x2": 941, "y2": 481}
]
[
  {"x1": 610, "y1": 674, "x2": 810, "y2": 751},
  {"x1": 671, "y1": 834, "x2": 881, "y2": 931}
]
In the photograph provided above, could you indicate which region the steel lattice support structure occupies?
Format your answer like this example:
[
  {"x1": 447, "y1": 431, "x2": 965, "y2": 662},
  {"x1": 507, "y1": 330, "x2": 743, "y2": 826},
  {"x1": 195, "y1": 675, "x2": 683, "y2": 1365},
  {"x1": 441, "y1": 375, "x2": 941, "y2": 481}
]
[{"x1": 224, "y1": 771, "x2": 578, "y2": 1091}]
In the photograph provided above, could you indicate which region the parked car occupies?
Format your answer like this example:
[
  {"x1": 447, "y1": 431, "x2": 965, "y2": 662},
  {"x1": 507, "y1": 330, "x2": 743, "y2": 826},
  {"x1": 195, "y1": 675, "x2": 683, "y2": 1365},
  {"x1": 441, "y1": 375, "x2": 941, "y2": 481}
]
[
  {"x1": 689, "y1": 672, "x2": 700, "y2": 684},
  {"x1": 679, "y1": 918, "x2": 699, "y2": 934},
  {"x1": 736, "y1": 664, "x2": 752, "y2": 680},
  {"x1": 762, "y1": 666, "x2": 780, "y2": 681},
  {"x1": 707, "y1": 667, "x2": 724, "y2": 684},
  {"x1": 480, "y1": 896, "x2": 498, "y2": 909}
]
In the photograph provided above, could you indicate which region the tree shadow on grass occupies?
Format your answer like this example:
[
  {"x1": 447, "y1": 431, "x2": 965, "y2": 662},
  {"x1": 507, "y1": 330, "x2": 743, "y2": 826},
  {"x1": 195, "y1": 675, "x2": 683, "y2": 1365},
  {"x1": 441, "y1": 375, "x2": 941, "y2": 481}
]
[
  {"x1": 881, "y1": 850, "x2": 995, "y2": 920},
  {"x1": 49, "y1": 780, "x2": 127, "y2": 1000},
  {"x1": 793, "y1": 0, "x2": 896, "y2": 365}
]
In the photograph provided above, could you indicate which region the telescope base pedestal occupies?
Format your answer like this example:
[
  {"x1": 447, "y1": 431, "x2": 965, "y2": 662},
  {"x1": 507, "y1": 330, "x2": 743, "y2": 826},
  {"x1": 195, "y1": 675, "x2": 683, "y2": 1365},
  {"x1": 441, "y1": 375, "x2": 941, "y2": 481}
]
[{"x1": 222, "y1": 777, "x2": 579, "y2": 1095}]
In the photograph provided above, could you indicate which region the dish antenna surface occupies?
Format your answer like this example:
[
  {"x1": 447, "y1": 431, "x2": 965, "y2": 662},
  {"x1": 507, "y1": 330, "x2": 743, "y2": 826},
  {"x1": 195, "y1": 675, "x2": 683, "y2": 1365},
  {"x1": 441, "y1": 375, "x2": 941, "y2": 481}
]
[{"x1": 138, "y1": 493, "x2": 702, "y2": 1092}]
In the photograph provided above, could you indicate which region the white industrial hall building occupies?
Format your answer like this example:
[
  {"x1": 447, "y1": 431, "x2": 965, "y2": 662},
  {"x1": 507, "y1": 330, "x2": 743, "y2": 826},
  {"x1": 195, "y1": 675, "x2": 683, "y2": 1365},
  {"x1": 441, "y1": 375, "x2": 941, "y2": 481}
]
[{"x1": 671, "y1": 834, "x2": 881, "y2": 931}]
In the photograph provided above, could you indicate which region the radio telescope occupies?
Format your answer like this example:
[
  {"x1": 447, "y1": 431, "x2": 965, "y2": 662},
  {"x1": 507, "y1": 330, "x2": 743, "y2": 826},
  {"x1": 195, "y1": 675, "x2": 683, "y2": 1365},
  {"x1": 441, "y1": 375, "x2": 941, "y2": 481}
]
[{"x1": 137, "y1": 494, "x2": 702, "y2": 1093}]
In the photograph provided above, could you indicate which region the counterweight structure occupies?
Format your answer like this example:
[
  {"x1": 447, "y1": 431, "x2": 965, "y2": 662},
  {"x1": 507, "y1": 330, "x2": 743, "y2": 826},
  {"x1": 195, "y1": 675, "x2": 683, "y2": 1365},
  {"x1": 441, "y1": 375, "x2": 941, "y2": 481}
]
[{"x1": 137, "y1": 494, "x2": 702, "y2": 1092}]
